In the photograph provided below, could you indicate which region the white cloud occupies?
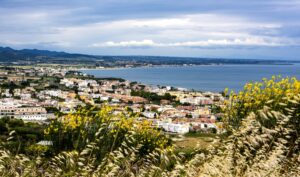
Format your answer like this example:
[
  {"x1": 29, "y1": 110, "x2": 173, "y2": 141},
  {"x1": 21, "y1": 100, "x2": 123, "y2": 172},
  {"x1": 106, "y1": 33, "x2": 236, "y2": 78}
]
[
  {"x1": 1, "y1": 11, "x2": 299, "y2": 53},
  {"x1": 54, "y1": 13, "x2": 294, "y2": 49},
  {"x1": 92, "y1": 37, "x2": 293, "y2": 48},
  {"x1": 0, "y1": 40, "x2": 71, "y2": 48},
  {"x1": 92, "y1": 40, "x2": 155, "y2": 47}
]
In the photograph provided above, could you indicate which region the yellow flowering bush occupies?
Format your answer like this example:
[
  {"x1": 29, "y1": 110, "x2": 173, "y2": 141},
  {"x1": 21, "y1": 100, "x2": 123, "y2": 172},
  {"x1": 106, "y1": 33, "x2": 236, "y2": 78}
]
[
  {"x1": 26, "y1": 144, "x2": 49, "y2": 156},
  {"x1": 223, "y1": 76, "x2": 300, "y2": 130},
  {"x1": 44, "y1": 104, "x2": 171, "y2": 158}
]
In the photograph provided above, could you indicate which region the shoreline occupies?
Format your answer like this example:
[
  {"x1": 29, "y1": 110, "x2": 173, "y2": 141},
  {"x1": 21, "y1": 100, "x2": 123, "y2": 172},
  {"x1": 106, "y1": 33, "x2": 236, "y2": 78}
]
[
  {"x1": 76, "y1": 63, "x2": 296, "y2": 71},
  {"x1": 75, "y1": 63, "x2": 300, "y2": 93},
  {"x1": 76, "y1": 66, "x2": 227, "y2": 93}
]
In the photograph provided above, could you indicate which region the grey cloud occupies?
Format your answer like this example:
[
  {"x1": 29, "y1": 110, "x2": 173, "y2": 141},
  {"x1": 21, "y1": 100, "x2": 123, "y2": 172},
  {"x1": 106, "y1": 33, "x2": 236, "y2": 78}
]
[{"x1": 0, "y1": 0, "x2": 300, "y2": 59}]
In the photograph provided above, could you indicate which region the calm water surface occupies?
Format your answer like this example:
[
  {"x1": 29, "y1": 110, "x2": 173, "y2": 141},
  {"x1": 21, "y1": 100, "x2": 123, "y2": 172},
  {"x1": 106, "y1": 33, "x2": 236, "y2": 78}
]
[{"x1": 82, "y1": 64, "x2": 300, "y2": 92}]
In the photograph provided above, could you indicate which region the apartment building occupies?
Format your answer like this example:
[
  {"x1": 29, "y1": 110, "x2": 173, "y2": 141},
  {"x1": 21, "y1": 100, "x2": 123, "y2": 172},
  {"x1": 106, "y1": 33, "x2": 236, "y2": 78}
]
[{"x1": 15, "y1": 107, "x2": 47, "y2": 115}]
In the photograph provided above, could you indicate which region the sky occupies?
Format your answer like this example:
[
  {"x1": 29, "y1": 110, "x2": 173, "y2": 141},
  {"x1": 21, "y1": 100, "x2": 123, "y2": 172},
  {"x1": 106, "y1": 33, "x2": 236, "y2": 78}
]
[{"x1": 0, "y1": 0, "x2": 300, "y2": 60}]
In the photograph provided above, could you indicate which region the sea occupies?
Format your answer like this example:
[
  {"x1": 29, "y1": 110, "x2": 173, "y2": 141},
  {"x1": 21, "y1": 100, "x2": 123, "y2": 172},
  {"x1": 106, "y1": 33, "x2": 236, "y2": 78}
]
[{"x1": 82, "y1": 64, "x2": 300, "y2": 92}]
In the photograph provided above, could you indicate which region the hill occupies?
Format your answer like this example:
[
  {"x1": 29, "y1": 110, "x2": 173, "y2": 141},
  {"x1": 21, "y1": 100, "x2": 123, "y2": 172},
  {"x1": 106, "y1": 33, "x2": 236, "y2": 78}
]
[
  {"x1": 0, "y1": 47, "x2": 100, "y2": 64},
  {"x1": 0, "y1": 46, "x2": 295, "y2": 66}
]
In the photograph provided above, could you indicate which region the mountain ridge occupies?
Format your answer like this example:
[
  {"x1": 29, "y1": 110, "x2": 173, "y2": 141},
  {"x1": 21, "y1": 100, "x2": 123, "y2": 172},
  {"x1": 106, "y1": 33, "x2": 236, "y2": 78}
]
[
  {"x1": 0, "y1": 46, "x2": 296, "y2": 65},
  {"x1": 0, "y1": 46, "x2": 100, "y2": 62}
]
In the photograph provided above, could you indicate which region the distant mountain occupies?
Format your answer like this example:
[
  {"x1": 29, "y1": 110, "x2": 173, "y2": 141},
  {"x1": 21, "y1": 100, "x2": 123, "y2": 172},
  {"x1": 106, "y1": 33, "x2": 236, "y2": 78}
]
[
  {"x1": 0, "y1": 46, "x2": 295, "y2": 66},
  {"x1": 0, "y1": 46, "x2": 100, "y2": 63}
]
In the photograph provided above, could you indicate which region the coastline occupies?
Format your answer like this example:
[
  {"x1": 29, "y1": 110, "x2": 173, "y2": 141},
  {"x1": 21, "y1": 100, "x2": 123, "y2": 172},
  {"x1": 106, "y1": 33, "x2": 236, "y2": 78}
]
[
  {"x1": 78, "y1": 63, "x2": 300, "y2": 92},
  {"x1": 76, "y1": 62, "x2": 295, "y2": 71}
]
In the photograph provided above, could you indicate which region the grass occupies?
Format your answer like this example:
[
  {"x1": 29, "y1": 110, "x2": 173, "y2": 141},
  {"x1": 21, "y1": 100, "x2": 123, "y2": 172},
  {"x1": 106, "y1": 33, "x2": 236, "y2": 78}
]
[
  {"x1": 175, "y1": 136, "x2": 212, "y2": 149},
  {"x1": 172, "y1": 135, "x2": 213, "y2": 161},
  {"x1": 172, "y1": 132, "x2": 225, "y2": 157},
  {"x1": 184, "y1": 132, "x2": 217, "y2": 138}
]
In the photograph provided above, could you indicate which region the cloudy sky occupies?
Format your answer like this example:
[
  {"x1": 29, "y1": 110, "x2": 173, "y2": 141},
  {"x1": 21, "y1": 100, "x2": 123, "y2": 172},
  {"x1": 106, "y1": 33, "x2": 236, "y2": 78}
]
[{"x1": 1, "y1": 0, "x2": 300, "y2": 59}]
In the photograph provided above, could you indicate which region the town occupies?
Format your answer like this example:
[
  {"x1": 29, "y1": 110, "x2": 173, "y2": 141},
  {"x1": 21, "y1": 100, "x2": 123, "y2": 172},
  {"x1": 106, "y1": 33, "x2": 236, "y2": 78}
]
[{"x1": 0, "y1": 66, "x2": 225, "y2": 135}]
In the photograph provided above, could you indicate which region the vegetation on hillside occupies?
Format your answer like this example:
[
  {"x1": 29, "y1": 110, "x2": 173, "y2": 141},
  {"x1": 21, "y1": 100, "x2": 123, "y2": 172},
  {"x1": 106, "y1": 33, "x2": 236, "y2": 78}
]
[
  {"x1": 0, "y1": 76, "x2": 299, "y2": 176},
  {"x1": 131, "y1": 90, "x2": 176, "y2": 104},
  {"x1": 177, "y1": 76, "x2": 300, "y2": 176},
  {"x1": 223, "y1": 76, "x2": 300, "y2": 131}
]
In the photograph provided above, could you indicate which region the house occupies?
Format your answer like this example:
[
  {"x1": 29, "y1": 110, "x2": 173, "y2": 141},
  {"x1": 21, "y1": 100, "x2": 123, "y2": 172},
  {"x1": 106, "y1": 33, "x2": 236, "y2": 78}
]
[
  {"x1": 161, "y1": 109, "x2": 186, "y2": 118},
  {"x1": 199, "y1": 123, "x2": 216, "y2": 129},
  {"x1": 157, "y1": 121, "x2": 189, "y2": 134},
  {"x1": 142, "y1": 111, "x2": 157, "y2": 119},
  {"x1": 60, "y1": 78, "x2": 75, "y2": 87},
  {"x1": 194, "y1": 107, "x2": 211, "y2": 115},
  {"x1": 15, "y1": 114, "x2": 48, "y2": 121},
  {"x1": 100, "y1": 96, "x2": 110, "y2": 101},
  {"x1": 15, "y1": 107, "x2": 47, "y2": 115},
  {"x1": 0, "y1": 105, "x2": 16, "y2": 117},
  {"x1": 180, "y1": 96, "x2": 213, "y2": 105}
]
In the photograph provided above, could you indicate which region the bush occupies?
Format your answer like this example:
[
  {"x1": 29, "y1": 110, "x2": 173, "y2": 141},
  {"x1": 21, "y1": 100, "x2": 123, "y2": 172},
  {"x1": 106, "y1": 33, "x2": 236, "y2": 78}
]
[
  {"x1": 223, "y1": 76, "x2": 300, "y2": 130},
  {"x1": 0, "y1": 120, "x2": 8, "y2": 133},
  {"x1": 26, "y1": 144, "x2": 50, "y2": 156},
  {"x1": 8, "y1": 119, "x2": 24, "y2": 127},
  {"x1": 185, "y1": 76, "x2": 300, "y2": 176},
  {"x1": 44, "y1": 105, "x2": 172, "y2": 157},
  {"x1": 131, "y1": 90, "x2": 176, "y2": 103}
]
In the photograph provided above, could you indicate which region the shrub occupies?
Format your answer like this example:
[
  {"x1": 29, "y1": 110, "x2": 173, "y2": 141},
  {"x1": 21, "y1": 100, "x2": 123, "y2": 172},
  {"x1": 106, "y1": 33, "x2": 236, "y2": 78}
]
[
  {"x1": 44, "y1": 105, "x2": 172, "y2": 157},
  {"x1": 223, "y1": 76, "x2": 300, "y2": 131},
  {"x1": 8, "y1": 119, "x2": 24, "y2": 127}
]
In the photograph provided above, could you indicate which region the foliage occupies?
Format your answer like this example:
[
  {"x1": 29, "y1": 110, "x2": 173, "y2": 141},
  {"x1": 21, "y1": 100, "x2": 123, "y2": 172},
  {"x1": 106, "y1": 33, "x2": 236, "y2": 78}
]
[
  {"x1": 131, "y1": 90, "x2": 176, "y2": 104},
  {"x1": 0, "y1": 105, "x2": 177, "y2": 176},
  {"x1": 183, "y1": 94, "x2": 300, "y2": 176},
  {"x1": 45, "y1": 106, "x2": 60, "y2": 113},
  {"x1": 0, "y1": 76, "x2": 299, "y2": 176},
  {"x1": 26, "y1": 144, "x2": 50, "y2": 157},
  {"x1": 184, "y1": 131, "x2": 217, "y2": 138},
  {"x1": 210, "y1": 104, "x2": 222, "y2": 114},
  {"x1": 0, "y1": 119, "x2": 45, "y2": 155},
  {"x1": 174, "y1": 76, "x2": 300, "y2": 176},
  {"x1": 44, "y1": 105, "x2": 171, "y2": 156},
  {"x1": 223, "y1": 76, "x2": 300, "y2": 130}
]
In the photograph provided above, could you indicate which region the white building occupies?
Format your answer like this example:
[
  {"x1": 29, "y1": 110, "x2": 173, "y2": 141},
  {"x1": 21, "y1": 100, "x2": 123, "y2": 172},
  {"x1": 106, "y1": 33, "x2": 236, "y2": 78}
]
[
  {"x1": 142, "y1": 111, "x2": 157, "y2": 119},
  {"x1": 15, "y1": 114, "x2": 48, "y2": 121},
  {"x1": 180, "y1": 96, "x2": 213, "y2": 105},
  {"x1": 157, "y1": 121, "x2": 190, "y2": 134}
]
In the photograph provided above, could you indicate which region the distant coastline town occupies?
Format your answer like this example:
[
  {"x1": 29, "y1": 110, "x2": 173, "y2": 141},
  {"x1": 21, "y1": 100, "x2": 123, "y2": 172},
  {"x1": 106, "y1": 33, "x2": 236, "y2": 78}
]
[
  {"x1": 0, "y1": 47, "x2": 298, "y2": 137},
  {"x1": 0, "y1": 66, "x2": 225, "y2": 135},
  {"x1": 0, "y1": 46, "x2": 296, "y2": 68}
]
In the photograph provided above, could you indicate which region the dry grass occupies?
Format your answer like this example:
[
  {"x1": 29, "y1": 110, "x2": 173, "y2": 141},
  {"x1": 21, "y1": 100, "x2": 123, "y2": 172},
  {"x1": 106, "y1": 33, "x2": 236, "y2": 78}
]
[{"x1": 174, "y1": 136, "x2": 213, "y2": 150}]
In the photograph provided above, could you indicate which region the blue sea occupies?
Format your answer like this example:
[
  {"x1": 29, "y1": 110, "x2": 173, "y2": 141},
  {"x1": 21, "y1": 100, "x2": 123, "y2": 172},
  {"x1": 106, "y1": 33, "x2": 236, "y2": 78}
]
[{"x1": 82, "y1": 64, "x2": 300, "y2": 92}]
